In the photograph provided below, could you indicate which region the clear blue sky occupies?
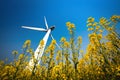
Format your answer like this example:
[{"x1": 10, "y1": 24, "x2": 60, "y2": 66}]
[{"x1": 0, "y1": 0, "x2": 120, "y2": 62}]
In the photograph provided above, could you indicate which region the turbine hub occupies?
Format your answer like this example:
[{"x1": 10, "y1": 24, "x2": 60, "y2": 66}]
[{"x1": 50, "y1": 26, "x2": 55, "y2": 31}]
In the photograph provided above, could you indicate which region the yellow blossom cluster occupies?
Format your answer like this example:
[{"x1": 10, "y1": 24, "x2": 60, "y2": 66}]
[
  {"x1": 99, "y1": 17, "x2": 108, "y2": 25},
  {"x1": 87, "y1": 17, "x2": 103, "y2": 33},
  {"x1": 64, "y1": 41, "x2": 69, "y2": 48},
  {"x1": 87, "y1": 17, "x2": 94, "y2": 23},
  {"x1": 40, "y1": 39, "x2": 44, "y2": 46},
  {"x1": 60, "y1": 37, "x2": 66, "y2": 42},
  {"x1": 66, "y1": 22, "x2": 75, "y2": 29},
  {"x1": 23, "y1": 40, "x2": 31, "y2": 48},
  {"x1": 66, "y1": 22, "x2": 75, "y2": 34},
  {"x1": 110, "y1": 15, "x2": 120, "y2": 23}
]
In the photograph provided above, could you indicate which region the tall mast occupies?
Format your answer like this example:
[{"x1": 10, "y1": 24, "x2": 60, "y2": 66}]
[{"x1": 29, "y1": 29, "x2": 51, "y2": 68}]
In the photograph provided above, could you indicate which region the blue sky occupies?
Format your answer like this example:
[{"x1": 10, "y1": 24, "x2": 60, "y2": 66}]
[{"x1": 0, "y1": 0, "x2": 120, "y2": 62}]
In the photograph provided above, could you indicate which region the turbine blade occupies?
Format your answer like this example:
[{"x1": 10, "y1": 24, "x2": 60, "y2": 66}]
[
  {"x1": 51, "y1": 34, "x2": 61, "y2": 49},
  {"x1": 44, "y1": 16, "x2": 49, "y2": 29},
  {"x1": 22, "y1": 26, "x2": 47, "y2": 31}
]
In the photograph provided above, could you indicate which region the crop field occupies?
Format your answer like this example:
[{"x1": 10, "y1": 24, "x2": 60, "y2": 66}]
[{"x1": 0, "y1": 15, "x2": 120, "y2": 80}]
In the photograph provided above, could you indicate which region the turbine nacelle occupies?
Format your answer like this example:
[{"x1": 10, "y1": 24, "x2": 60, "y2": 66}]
[{"x1": 49, "y1": 26, "x2": 55, "y2": 31}]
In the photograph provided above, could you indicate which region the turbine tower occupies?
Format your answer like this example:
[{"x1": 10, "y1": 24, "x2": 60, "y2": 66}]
[{"x1": 22, "y1": 16, "x2": 60, "y2": 70}]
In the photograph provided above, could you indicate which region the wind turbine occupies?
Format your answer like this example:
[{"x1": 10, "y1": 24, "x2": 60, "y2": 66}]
[{"x1": 22, "y1": 16, "x2": 60, "y2": 70}]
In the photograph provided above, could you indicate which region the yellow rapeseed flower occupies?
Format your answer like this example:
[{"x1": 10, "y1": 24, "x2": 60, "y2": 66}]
[
  {"x1": 60, "y1": 37, "x2": 66, "y2": 42},
  {"x1": 106, "y1": 42, "x2": 113, "y2": 49},
  {"x1": 23, "y1": 40, "x2": 31, "y2": 48},
  {"x1": 88, "y1": 28, "x2": 91, "y2": 31},
  {"x1": 97, "y1": 34, "x2": 102, "y2": 40},
  {"x1": 50, "y1": 52, "x2": 54, "y2": 58},
  {"x1": 87, "y1": 17, "x2": 94, "y2": 23},
  {"x1": 53, "y1": 65, "x2": 60, "y2": 72},
  {"x1": 61, "y1": 74, "x2": 66, "y2": 79},
  {"x1": 66, "y1": 22, "x2": 71, "y2": 27},
  {"x1": 99, "y1": 30, "x2": 103, "y2": 33},
  {"x1": 87, "y1": 23, "x2": 93, "y2": 27},
  {"x1": 77, "y1": 36, "x2": 82, "y2": 44},
  {"x1": 49, "y1": 44, "x2": 55, "y2": 51},
  {"x1": 19, "y1": 54, "x2": 24, "y2": 59},
  {"x1": 51, "y1": 40, "x2": 56, "y2": 45},
  {"x1": 90, "y1": 37, "x2": 96, "y2": 44},
  {"x1": 40, "y1": 40, "x2": 44, "y2": 46},
  {"x1": 107, "y1": 27, "x2": 113, "y2": 31},
  {"x1": 87, "y1": 44, "x2": 92, "y2": 51},
  {"x1": 88, "y1": 28, "x2": 94, "y2": 31},
  {"x1": 64, "y1": 41, "x2": 69, "y2": 48},
  {"x1": 93, "y1": 22, "x2": 97, "y2": 26},
  {"x1": 70, "y1": 23, "x2": 75, "y2": 28},
  {"x1": 89, "y1": 33, "x2": 96, "y2": 38},
  {"x1": 96, "y1": 26, "x2": 100, "y2": 30},
  {"x1": 66, "y1": 22, "x2": 75, "y2": 34},
  {"x1": 25, "y1": 40, "x2": 31, "y2": 45},
  {"x1": 99, "y1": 17, "x2": 107, "y2": 25},
  {"x1": 28, "y1": 48, "x2": 33, "y2": 55},
  {"x1": 56, "y1": 56, "x2": 59, "y2": 60},
  {"x1": 12, "y1": 50, "x2": 18, "y2": 55},
  {"x1": 110, "y1": 15, "x2": 118, "y2": 23}
]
